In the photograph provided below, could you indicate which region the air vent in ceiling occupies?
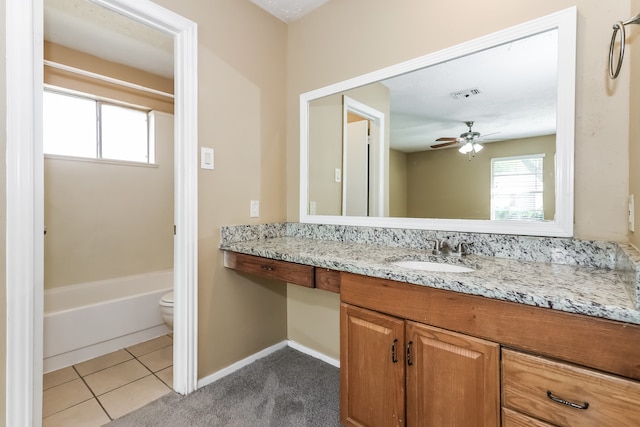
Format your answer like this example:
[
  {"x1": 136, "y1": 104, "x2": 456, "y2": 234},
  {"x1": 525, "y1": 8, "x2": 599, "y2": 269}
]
[{"x1": 450, "y1": 88, "x2": 482, "y2": 99}]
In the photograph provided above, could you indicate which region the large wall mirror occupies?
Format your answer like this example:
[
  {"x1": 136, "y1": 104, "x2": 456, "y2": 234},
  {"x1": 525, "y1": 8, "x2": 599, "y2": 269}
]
[{"x1": 300, "y1": 7, "x2": 576, "y2": 237}]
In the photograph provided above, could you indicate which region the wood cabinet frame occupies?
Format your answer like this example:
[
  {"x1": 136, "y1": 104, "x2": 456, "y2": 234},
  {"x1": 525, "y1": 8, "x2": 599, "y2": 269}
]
[{"x1": 340, "y1": 272, "x2": 640, "y2": 381}]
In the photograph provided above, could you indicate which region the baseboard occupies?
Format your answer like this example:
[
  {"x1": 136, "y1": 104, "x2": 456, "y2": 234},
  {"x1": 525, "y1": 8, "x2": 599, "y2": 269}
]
[
  {"x1": 197, "y1": 340, "x2": 288, "y2": 388},
  {"x1": 287, "y1": 340, "x2": 340, "y2": 368},
  {"x1": 196, "y1": 339, "x2": 339, "y2": 389},
  {"x1": 43, "y1": 325, "x2": 170, "y2": 373}
]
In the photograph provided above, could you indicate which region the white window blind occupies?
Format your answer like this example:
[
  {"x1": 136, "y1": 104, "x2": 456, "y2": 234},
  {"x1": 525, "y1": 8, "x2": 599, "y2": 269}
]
[{"x1": 491, "y1": 154, "x2": 545, "y2": 221}]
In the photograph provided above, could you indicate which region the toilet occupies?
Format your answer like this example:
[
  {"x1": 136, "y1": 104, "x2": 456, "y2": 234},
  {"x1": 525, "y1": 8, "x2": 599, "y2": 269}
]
[{"x1": 159, "y1": 291, "x2": 174, "y2": 329}]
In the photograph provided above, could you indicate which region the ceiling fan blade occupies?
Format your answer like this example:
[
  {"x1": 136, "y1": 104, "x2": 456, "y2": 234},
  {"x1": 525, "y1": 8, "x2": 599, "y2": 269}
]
[
  {"x1": 479, "y1": 131, "x2": 500, "y2": 139},
  {"x1": 435, "y1": 137, "x2": 457, "y2": 142},
  {"x1": 431, "y1": 141, "x2": 459, "y2": 149}
]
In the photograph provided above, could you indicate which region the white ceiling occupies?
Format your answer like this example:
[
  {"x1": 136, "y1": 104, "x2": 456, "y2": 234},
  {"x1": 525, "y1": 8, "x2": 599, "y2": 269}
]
[
  {"x1": 382, "y1": 29, "x2": 558, "y2": 152},
  {"x1": 250, "y1": 0, "x2": 330, "y2": 22},
  {"x1": 44, "y1": 0, "x2": 174, "y2": 78}
]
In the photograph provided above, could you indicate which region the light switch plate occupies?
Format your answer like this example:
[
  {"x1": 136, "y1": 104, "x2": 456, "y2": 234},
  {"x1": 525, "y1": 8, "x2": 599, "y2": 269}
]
[
  {"x1": 250, "y1": 200, "x2": 259, "y2": 218},
  {"x1": 630, "y1": 194, "x2": 635, "y2": 232},
  {"x1": 335, "y1": 168, "x2": 341, "y2": 183},
  {"x1": 201, "y1": 147, "x2": 214, "y2": 170}
]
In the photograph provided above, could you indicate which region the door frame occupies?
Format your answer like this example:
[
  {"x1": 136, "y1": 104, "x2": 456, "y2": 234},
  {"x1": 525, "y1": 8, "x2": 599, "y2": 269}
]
[
  {"x1": 342, "y1": 96, "x2": 386, "y2": 216},
  {"x1": 6, "y1": 1, "x2": 199, "y2": 425}
]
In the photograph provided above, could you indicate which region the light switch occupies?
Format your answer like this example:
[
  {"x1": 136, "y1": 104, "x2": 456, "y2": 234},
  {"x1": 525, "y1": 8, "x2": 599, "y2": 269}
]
[
  {"x1": 250, "y1": 200, "x2": 259, "y2": 218},
  {"x1": 335, "y1": 168, "x2": 341, "y2": 183},
  {"x1": 201, "y1": 147, "x2": 214, "y2": 170}
]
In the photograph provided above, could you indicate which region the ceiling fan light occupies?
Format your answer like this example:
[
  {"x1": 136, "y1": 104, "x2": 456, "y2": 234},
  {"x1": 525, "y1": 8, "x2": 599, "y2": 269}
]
[
  {"x1": 459, "y1": 143, "x2": 473, "y2": 154},
  {"x1": 473, "y1": 143, "x2": 483, "y2": 152}
]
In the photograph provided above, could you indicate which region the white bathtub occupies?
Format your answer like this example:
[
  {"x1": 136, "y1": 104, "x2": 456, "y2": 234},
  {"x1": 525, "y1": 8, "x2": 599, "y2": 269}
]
[{"x1": 43, "y1": 270, "x2": 173, "y2": 373}]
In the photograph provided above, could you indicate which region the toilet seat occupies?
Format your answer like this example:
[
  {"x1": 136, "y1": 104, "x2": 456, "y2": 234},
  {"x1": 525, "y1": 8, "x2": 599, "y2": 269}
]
[{"x1": 159, "y1": 291, "x2": 174, "y2": 307}]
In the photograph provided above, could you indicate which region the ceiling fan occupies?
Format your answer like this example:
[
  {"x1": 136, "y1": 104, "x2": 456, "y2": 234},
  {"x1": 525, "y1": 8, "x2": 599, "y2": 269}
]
[{"x1": 432, "y1": 121, "x2": 482, "y2": 150}]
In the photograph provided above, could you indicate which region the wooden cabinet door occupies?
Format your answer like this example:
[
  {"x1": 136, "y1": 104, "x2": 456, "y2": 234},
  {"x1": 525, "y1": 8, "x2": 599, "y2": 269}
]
[
  {"x1": 406, "y1": 321, "x2": 500, "y2": 427},
  {"x1": 341, "y1": 303, "x2": 406, "y2": 427}
]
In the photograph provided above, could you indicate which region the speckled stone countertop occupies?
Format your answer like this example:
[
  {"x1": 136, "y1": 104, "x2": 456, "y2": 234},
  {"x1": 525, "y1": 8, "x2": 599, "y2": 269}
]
[{"x1": 219, "y1": 224, "x2": 640, "y2": 326}]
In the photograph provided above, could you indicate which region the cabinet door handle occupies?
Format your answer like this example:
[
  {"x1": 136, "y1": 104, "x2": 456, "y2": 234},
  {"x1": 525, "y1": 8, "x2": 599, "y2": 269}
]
[
  {"x1": 260, "y1": 265, "x2": 275, "y2": 271},
  {"x1": 391, "y1": 339, "x2": 398, "y2": 363},
  {"x1": 546, "y1": 390, "x2": 589, "y2": 410},
  {"x1": 407, "y1": 341, "x2": 413, "y2": 366}
]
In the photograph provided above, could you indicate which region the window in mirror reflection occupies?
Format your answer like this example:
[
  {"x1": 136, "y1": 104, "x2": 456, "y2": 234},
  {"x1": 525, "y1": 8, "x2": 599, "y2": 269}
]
[{"x1": 491, "y1": 154, "x2": 545, "y2": 221}]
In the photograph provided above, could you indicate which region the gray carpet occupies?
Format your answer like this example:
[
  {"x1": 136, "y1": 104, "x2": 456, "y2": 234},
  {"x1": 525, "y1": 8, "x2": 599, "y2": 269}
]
[{"x1": 105, "y1": 347, "x2": 341, "y2": 426}]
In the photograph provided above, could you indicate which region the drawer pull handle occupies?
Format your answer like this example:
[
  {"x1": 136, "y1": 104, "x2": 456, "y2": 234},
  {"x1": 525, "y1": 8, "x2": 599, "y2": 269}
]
[
  {"x1": 391, "y1": 339, "x2": 398, "y2": 363},
  {"x1": 546, "y1": 390, "x2": 589, "y2": 410},
  {"x1": 261, "y1": 265, "x2": 275, "y2": 271}
]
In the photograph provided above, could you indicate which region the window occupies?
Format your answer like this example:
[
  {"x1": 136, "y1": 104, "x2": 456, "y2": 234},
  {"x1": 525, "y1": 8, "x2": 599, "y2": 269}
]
[
  {"x1": 43, "y1": 89, "x2": 152, "y2": 163},
  {"x1": 491, "y1": 154, "x2": 545, "y2": 221}
]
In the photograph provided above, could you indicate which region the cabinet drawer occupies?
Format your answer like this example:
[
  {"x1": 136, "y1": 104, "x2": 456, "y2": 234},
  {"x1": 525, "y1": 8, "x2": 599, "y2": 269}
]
[
  {"x1": 502, "y1": 349, "x2": 640, "y2": 427},
  {"x1": 502, "y1": 408, "x2": 555, "y2": 427},
  {"x1": 315, "y1": 268, "x2": 340, "y2": 293},
  {"x1": 224, "y1": 252, "x2": 314, "y2": 288}
]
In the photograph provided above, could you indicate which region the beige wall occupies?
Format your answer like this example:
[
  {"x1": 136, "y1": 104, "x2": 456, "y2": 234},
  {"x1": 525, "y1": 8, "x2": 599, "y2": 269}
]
[
  {"x1": 389, "y1": 148, "x2": 407, "y2": 217},
  {"x1": 406, "y1": 135, "x2": 556, "y2": 220},
  {"x1": 152, "y1": 0, "x2": 289, "y2": 378},
  {"x1": 44, "y1": 112, "x2": 174, "y2": 289},
  {"x1": 308, "y1": 83, "x2": 390, "y2": 215},
  {"x1": 44, "y1": 41, "x2": 174, "y2": 114},
  {"x1": 287, "y1": 0, "x2": 633, "y2": 358}
]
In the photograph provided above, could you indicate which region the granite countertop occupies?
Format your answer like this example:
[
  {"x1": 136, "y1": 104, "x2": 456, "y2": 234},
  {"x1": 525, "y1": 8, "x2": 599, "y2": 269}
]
[{"x1": 220, "y1": 236, "x2": 640, "y2": 326}]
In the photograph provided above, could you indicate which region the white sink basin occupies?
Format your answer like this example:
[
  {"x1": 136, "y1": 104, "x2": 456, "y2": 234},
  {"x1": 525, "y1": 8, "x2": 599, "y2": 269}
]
[{"x1": 391, "y1": 260, "x2": 475, "y2": 273}]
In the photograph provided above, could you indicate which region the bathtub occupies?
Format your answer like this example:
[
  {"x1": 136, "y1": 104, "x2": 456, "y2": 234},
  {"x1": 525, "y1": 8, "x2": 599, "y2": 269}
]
[{"x1": 43, "y1": 270, "x2": 173, "y2": 373}]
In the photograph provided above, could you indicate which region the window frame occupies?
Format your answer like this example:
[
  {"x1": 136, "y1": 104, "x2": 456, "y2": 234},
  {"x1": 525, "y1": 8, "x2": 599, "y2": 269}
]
[{"x1": 43, "y1": 86, "x2": 154, "y2": 164}]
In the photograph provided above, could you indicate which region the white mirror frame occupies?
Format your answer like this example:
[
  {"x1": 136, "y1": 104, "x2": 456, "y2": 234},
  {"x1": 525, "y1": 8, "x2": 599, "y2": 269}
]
[
  {"x1": 300, "y1": 7, "x2": 576, "y2": 237},
  {"x1": 6, "y1": 1, "x2": 199, "y2": 425}
]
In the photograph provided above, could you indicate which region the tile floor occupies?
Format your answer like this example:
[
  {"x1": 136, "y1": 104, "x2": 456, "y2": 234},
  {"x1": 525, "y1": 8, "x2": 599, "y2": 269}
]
[{"x1": 42, "y1": 335, "x2": 173, "y2": 427}]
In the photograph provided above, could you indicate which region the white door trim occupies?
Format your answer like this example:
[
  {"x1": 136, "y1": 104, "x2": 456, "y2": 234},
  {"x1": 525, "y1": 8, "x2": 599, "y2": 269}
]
[
  {"x1": 342, "y1": 96, "x2": 386, "y2": 216},
  {"x1": 6, "y1": 1, "x2": 199, "y2": 425}
]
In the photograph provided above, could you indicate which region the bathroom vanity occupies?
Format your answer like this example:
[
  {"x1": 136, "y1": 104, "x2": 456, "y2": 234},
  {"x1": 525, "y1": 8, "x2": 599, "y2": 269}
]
[
  {"x1": 220, "y1": 7, "x2": 640, "y2": 426},
  {"x1": 221, "y1": 225, "x2": 640, "y2": 427}
]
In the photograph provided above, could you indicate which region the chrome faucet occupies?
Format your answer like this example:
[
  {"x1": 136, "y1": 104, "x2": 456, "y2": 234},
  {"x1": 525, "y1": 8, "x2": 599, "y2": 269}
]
[
  {"x1": 451, "y1": 241, "x2": 472, "y2": 257},
  {"x1": 432, "y1": 239, "x2": 451, "y2": 255},
  {"x1": 430, "y1": 240, "x2": 471, "y2": 256}
]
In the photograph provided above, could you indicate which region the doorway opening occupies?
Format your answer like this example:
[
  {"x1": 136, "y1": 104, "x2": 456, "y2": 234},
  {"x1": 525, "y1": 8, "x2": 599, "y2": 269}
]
[
  {"x1": 6, "y1": 0, "x2": 199, "y2": 425},
  {"x1": 342, "y1": 96, "x2": 386, "y2": 217}
]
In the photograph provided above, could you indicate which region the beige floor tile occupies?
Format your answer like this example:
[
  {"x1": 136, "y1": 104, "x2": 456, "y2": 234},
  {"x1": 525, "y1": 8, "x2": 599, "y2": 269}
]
[
  {"x1": 155, "y1": 366, "x2": 173, "y2": 389},
  {"x1": 98, "y1": 375, "x2": 171, "y2": 420},
  {"x1": 138, "y1": 345, "x2": 173, "y2": 372},
  {"x1": 42, "y1": 399, "x2": 110, "y2": 427},
  {"x1": 84, "y1": 359, "x2": 151, "y2": 396},
  {"x1": 42, "y1": 378, "x2": 93, "y2": 418},
  {"x1": 126, "y1": 335, "x2": 172, "y2": 357},
  {"x1": 43, "y1": 366, "x2": 79, "y2": 391},
  {"x1": 74, "y1": 349, "x2": 133, "y2": 377}
]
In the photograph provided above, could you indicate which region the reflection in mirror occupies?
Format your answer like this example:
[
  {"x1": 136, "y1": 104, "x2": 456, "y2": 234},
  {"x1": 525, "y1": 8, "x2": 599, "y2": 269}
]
[{"x1": 301, "y1": 7, "x2": 576, "y2": 237}]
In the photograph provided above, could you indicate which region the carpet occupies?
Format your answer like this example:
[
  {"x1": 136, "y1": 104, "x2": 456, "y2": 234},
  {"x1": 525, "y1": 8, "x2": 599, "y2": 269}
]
[{"x1": 104, "y1": 347, "x2": 341, "y2": 426}]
